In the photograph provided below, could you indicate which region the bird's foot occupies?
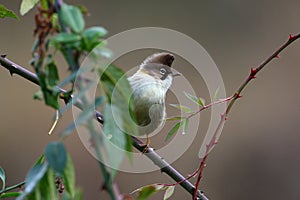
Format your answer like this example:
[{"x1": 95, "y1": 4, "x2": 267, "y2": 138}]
[{"x1": 139, "y1": 137, "x2": 151, "y2": 153}]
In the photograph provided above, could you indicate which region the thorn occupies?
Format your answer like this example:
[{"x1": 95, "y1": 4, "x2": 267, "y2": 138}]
[
  {"x1": 250, "y1": 68, "x2": 257, "y2": 78},
  {"x1": 236, "y1": 93, "x2": 242, "y2": 99},
  {"x1": 275, "y1": 54, "x2": 280, "y2": 58},
  {"x1": 9, "y1": 65, "x2": 17, "y2": 76},
  {"x1": 233, "y1": 93, "x2": 242, "y2": 99},
  {"x1": 220, "y1": 113, "x2": 228, "y2": 120},
  {"x1": 1, "y1": 54, "x2": 6, "y2": 58},
  {"x1": 289, "y1": 34, "x2": 295, "y2": 40},
  {"x1": 101, "y1": 183, "x2": 107, "y2": 191}
]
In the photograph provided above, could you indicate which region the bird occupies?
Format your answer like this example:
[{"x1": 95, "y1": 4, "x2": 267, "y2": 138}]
[{"x1": 128, "y1": 52, "x2": 181, "y2": 148}]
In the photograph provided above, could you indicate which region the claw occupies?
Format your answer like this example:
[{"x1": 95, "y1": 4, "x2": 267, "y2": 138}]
[{"x1": 139, "y1": 135, "x2": 150, "y2": 153}]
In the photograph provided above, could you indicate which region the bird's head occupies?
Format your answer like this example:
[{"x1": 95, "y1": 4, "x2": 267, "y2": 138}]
[{"x1": 139, "y1": 52, "x2": 181, "y2": 89}]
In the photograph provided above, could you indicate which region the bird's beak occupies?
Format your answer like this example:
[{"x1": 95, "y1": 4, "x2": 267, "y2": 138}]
[{"x1": 171, "y1": 68, "x2": 182, "y2": 77}]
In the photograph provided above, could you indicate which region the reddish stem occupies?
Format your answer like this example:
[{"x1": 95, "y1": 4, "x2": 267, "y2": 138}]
[
  {"x1": 193, "y1": 155, "x2": 208, "y2": 200},
  {"x1": 188, "y1": 96, "x2": 233, "y2": 119},
  {"x1": 193, "y1": 33, "x2": 300, "y2": 198}
]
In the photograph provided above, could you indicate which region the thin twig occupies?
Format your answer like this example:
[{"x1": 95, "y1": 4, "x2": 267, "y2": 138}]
[
  {"x1": 188, "y1": 96, "x2": 233, "y2": 119},
  {"x1": 0, "y1": 55, "x2": 209, "y2": 200},
  {"x1": 193, "y1": 33, "x2": 300, "y2": 200},
  {"x1": 0, "y1": 181, "x2": 25, "y2": 195}
]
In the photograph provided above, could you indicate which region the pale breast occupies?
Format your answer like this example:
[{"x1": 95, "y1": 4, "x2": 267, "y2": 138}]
[{"x1": 128, "y1": 74, "x2": 167, "y2": 135}]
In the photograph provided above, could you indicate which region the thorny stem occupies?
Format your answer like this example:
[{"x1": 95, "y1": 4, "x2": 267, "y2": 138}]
[
  {"x1": 161, "y1": 97, "x2": 232, "y2": 188},
  {"x1": 193, "y1": 155, "x2": 208, "y2": 200},
  {"x1": 0, "y1": 55, "x2": 209, "y2": 200},
  {"x1": 226, "y1": 33, "x2": 300, "y2": 116},
  {"x1": 192, "y1": 33, "x2": 300, "y2": 200}
]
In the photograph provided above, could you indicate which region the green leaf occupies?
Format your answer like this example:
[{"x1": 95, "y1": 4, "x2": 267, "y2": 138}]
[
  {"x1": 166, "y1": 116, "x2": 182, "y2": 121},
  {"x1": 37, "y1": 168, "x2": 57, "y2": 200},
  {"x1": 83, "y1": 26, "x2": 107, "y2": 39},
  {"x1": 132, "y1": 184, "x2": 164, "y2": 200},
  {"x1": 17, "y1": 163, "x2": 48, "y2": 200},
  {"x1": 34, "y1": 155, "x2": 45, "y2": 166},
  {"x1": 213, "y1": 87, "x2": 219, "y2": 101},
  {"x1": 44, "y1": 142, "x2": 67, "y2": 175},
  {"x1": 100, "y1": 65, "x2": 127, "y2": 103},
  {"x1": 62, "y1": 97, "x2": 104, "y2": 137},
  {"x1": 37, "y1": 58, "x2": 60, "y2": 109},
  {"x1": 60, "y1": 4, "x2": 84, "y2": 33},
  {"x1": 0, "y1": 166, "x2": 5, "y2": 190},
  {"x1": 182, "y1": 118, "x2": 189, "y2": 135},
  {"x1": 63, "y1": 189, "x2": 82, "y2": 200},
  {"x1": 33, "y1": 89, "x2": 43, "y2": 100},
  {"x1": 51, "y1": 33, "x2": 81, "y2": 44},
  {"x1": 45, "y1": 59, "x2": 59, "y2": 87},
  {"x1": 165, "y1": 121, "x2": 183, "y2": 141},
  {"x1": 0, "y1": 4, "x2": 19, "y2": 20},
  {"x1": 100, "y1": 64, "x2": 137, "y2": 149},
  {"x1": 20, "y1": 0, "x2": 39, "y2": 16},
  {"x1": 45, "y1": 60, "x2": 59, "y2": 109},
  {"x1": 0, "y1": 192, "x2": 21, "y2": 198},
  {"x1": 163, "y1": 186, "x2": 175, "y2": 200},
  {"x1": 25, "y1": 190, "x2": 40, "y2": 200},
  {"x1": 92, "y1": 46, "x2": 113, "y2": 59},
  {"x1": 184, "y1": 92, "x2": 205, "y2": 107},
  {"x1": 169, "y1": 104, "x2": 192, "y2": 113},
  {"x1": 42, "y1": 90, "x2": 59, "y2": 109},
  {"x1": 103, "y1": 104, "x2": 129, "y2": 180},
  {"x1": 63, "y1": 154, "x2": 76, "y2": 198},
  {"x1": 40, "y1": 0, "x2": 48, "y2": 10},
  {"x1": 82, "y1": 26, "x2": 107, "y2": 51}
]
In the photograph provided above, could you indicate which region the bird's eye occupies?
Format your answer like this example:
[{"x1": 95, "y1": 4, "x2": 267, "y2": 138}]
[{"x1": 160, "y1": 68, "x2": 167, "y2": 75}]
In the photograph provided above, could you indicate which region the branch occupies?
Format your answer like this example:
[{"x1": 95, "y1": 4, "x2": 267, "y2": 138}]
[
  {"x1": 0, "y1": 55, "x2": 209, "y2": 200},
  {"x1": 193, "y1": 33, "x2": 300, "y2": 200}
]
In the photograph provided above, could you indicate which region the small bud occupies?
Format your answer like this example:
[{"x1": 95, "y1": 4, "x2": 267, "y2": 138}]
[
  {"x1": 205, "y1": 144, "x2": 209, "y2": 149},
  {"x1": 289, "y1": 34, "x2": 295, "y2": 40}
]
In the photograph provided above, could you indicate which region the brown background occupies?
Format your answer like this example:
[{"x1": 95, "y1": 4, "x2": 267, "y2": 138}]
[{"x1": 1, "y1": 1, "x2": 300, "y2": 199}]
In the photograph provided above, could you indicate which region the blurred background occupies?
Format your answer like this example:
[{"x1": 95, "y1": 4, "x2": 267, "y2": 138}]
[{"x1": 1, "y1": 0, "x2": 300, "y2": 199}]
